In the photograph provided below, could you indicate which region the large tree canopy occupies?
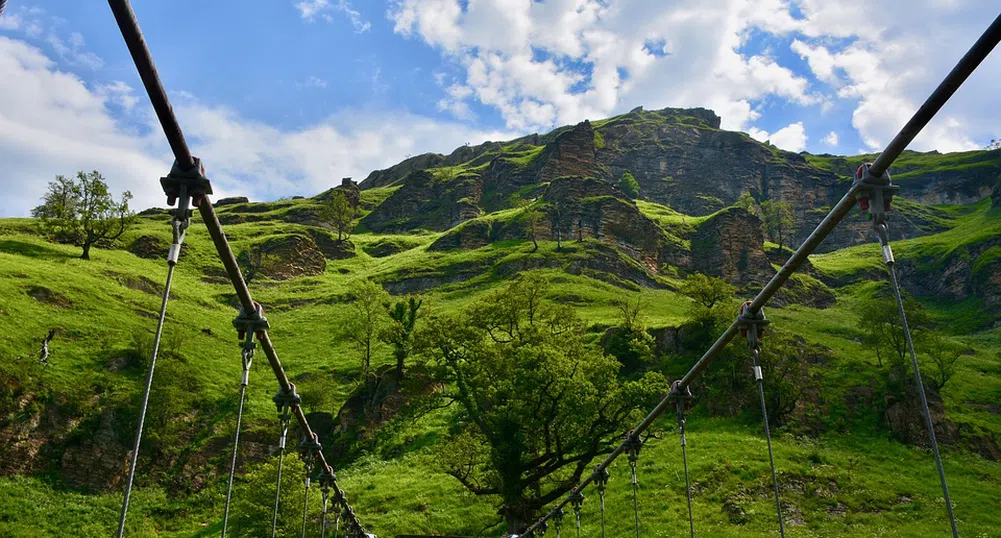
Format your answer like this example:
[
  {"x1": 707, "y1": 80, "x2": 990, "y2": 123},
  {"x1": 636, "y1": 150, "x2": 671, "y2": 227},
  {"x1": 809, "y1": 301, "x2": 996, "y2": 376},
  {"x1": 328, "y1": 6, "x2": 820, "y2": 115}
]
[
  {"x1": 32, "y1": 171, "x2": 135, "y2": 260},
  {"x1": 414, "y1": 273, "x2": 664, "y2": 532}
]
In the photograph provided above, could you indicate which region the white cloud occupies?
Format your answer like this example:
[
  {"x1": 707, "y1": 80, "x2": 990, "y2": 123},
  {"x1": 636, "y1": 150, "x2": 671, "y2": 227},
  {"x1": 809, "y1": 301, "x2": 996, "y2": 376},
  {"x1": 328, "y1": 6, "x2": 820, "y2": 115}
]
[
  {"x1": 388, "y1": 0, "x2": 999, "y2": 152},
  {"x1": 388, "y1": 0, "x2": 817, "y2": 132},
  {"x1": 822, "y1": 131, "x2": 839, "y2": 146},
  {"x1": 748, "y1": 122, "x2": 807, "y2": 152},
  {"x1": 296, "y1": 0, "x2": 371, "y2": 32},
  {"x1": 0, "y1": 36, "x2": 512, "y2": 216}
]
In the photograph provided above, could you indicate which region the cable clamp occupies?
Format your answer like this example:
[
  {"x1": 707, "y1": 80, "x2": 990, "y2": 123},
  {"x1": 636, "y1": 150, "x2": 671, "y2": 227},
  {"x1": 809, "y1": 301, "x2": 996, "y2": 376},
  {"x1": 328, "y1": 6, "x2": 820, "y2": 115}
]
[
  {"x1": 299, "y1": 432, "x2": 323, "y2": 471},
  {"x1": 624, "y1": 429, "x2": 644, "y2": 464},
  {"x1": 161, "y1": 156, "x2": 212, "y2": 207},
  {"x1": 233, "y1": 302, "x2": 270, "y2": 340},
  {"x1": 854, "y1": 162, "x2": 900, "y2": 227},
  {"x1": 273, "y1": 383, "x2": 301, "y2": 421},
  {"x1": 737, "y1": 301, "x2": 770, "y2": 350},
  {"x1": 593, "y1": 465, "x2": 610, "y2": 491}
]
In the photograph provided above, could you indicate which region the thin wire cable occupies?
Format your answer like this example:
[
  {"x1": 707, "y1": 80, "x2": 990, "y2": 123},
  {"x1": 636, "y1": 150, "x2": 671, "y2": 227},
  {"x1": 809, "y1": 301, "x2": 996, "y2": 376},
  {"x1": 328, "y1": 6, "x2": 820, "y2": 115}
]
[
  {"x1": 678, "y1": 413, "x2": 695, "y2": 538},
  {"x1": 630, "y1": 461, "x2": 640, "y2": 538},
  {"x1": 116, "y1": 261, "x2": 176, "y2": 538},
  {"x1": 271, "y1": 421, "x2": 289, "y2": 538},
  {"x1": 301, "y1": 473, "x2": 312, "y2": 538},
  {"x1": 887, "y1": 264, "x2": 959, "y2": 537},
  {"x1": 752, "y1": 347, "x2": 786, "y2": 538},
  {"x1": 117, "y1": 207, "x2": 188, "y2": 537},
  {"x1": 321, "y1": 492, "x2": 329, "y2": 538},
  {"x1": 221, "y1": 345, "x2": 253, "y2": 538},
  {"x1": 594, "y1": 468, "x2": 608, "y2": 538}
]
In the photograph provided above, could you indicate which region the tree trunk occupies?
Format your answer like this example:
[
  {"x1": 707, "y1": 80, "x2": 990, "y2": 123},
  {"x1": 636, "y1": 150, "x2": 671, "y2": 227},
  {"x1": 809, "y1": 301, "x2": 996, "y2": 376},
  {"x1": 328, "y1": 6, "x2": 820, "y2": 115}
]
[
  {"x1": 80, "y1": 241, "x2": 92, "y2": 260},
  {"x1": 531, "y1": 234, "x2": 538, "y2": 252},
  {"x1": 396, "y1": 351, "x2": 405, "y2": 379}
]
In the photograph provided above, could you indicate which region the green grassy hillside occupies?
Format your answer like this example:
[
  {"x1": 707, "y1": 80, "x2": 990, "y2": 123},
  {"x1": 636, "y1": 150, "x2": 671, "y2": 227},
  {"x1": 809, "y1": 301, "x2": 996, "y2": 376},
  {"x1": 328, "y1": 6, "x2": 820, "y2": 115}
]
[{"x1": 2, "y1": 176, "x2": 1000, "y2": 538}]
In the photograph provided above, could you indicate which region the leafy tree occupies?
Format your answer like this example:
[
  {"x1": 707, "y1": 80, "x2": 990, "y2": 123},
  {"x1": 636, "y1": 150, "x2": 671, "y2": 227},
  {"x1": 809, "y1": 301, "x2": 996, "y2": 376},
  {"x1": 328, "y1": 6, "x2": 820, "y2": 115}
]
[
  {"x1": 236, "y1": 248, "x2": 266, "y2": 284},
  {"x1": 343, "y1": 280, "x2": 390, "y2": 376},
  {"x1": 919, "y1": 331, "x2": 961, "y2": 391},
  {"x1": 548, "y1": 202, "x2": 567, "y2": 250},
  {"x1": 619, "y1": 171, "x2": 640, "y2": 199},
  {"x1": 320, "y1": 190, "x2": 355, "y2": 241},
  {"x1": 855, "y1": 292, "x2": 930, "y2": 368},
  {"x1": 760, "y1": 200, "x2": 795, "y2": 252},
  {"x1": 381, "y1": 295, "x2": 423, "y2": 379},
  {"x1": 680, "y1": 273, "x2": 737, "y2": 331},
  {"x1": 524, "y1": 208, "x2": 543, "y2": 252},
  {"x1": 32, "y1": 171, "x2": 135, "y2": 259},
  {"x1": 605, "y1": 297, "x2": 656, "y2": 374},
  {"x1": 414, "y1": 273, "x2": 664, "y2": 532},
  {"x1": 736, "y1": 191, "x2": 760, "y2": 215},
  {"x1": 232, "y1": 456, "x2": 312, "y2": 537}
]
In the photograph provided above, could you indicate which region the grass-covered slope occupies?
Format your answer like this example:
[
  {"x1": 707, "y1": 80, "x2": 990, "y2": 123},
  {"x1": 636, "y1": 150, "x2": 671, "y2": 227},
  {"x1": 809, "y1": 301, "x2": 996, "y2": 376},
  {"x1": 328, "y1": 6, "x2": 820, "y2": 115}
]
[{"x1": 2, "y1": 180, "x2": 1001, "y2": 536}]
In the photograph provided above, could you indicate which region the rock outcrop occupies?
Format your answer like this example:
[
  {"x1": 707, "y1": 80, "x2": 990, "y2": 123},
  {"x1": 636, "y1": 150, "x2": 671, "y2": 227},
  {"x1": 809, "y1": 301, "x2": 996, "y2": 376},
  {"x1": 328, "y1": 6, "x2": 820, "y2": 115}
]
[
  {"x1": 254, "y1": 234, "x2": 327, "y2": 279},
  {"x1": 361, "y1": 170, "x2": 483, "y2": 233},
  {"x1": 689, "y1": 207, "x2": 774, "y2": 286},
  {"x1": 213, "y1": 196, "x2": 249, "y2": 207}
]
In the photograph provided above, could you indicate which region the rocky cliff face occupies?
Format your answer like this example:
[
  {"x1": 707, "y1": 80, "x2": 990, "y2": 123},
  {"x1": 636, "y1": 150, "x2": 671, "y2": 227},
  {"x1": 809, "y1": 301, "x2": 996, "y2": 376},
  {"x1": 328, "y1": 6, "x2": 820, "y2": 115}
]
[
  {"x1": 689, "y1": 208, "x2": 775, "y2": 286},
  {"x1": 361, "y1": 170, "x2": 483, "y2": 233}
]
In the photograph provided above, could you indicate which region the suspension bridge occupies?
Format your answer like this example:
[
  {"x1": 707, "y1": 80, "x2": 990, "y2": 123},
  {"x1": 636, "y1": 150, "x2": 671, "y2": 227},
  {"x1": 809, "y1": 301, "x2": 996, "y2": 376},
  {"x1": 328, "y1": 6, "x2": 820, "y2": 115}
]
[{"x1": 26, "y1": 1, "x2": 1001, "y2": 536}]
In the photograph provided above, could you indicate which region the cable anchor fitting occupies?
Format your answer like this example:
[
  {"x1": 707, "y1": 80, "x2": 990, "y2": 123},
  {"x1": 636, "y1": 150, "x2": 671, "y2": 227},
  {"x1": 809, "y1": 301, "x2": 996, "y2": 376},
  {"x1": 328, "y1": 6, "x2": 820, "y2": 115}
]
[
  {"x1": 668, "y1": 380, "x2": 694, "y2": 446},
  {"x1": 273, "y1": 383, "x2": 301, "y2": 449},
  {"x1": 854, "y1": 162, "x2": 900, "y2": 265},
  {"x1": 161, "y1": 156, "x2": 213, "y2": 208},
  {"x1": 569, "y1": 488, "x2": 584, "y2": 530},
  {"x1": 299, "y1": 432, "x2": 323, "y2": 485}
]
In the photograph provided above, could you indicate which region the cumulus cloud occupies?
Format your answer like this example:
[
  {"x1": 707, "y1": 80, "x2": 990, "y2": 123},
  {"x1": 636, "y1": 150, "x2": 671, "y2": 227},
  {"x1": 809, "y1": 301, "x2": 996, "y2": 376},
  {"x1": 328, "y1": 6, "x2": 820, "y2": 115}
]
[
  {"x1": 0, "y1": 36, "x2": 512, "y2": 216},
  {"x1": 389, "y1": 0, "x2": 999, "y2": 151},
  {"x1": 748, "y1": 122, "x2": 808, "y2": 152},
  {"x1": 823, "y1": 131, "x2": 839, "y2": 146}
]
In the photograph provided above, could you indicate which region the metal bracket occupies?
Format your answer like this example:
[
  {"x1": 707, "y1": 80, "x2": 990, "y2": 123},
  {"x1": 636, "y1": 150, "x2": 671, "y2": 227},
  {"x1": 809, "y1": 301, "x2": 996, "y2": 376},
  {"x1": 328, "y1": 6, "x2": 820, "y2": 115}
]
[
  {"x1": 593, "y1": 465, "x2": 610, "y2": 491},
  {"x1": 853, "y1": 163, "x2": 899, "y2": 225},
  {"x1": 160, "y1": 157, "x2": 213, "y2": 206},
  {"x1": 233, "y1": 302, "x2": 270, "y2": 340},
  {"x1": 854, "y1": 163, "x2": 900, "y2": 265},
  {"x1": 737, "y1": 301, "x2": 770, "y2": 350},
  {"x1": 299, "y1": 432, "x2": 322, "y2": 486},
  {"x1": 624, "y1": 429, "x2": 644, "y2": 463}
]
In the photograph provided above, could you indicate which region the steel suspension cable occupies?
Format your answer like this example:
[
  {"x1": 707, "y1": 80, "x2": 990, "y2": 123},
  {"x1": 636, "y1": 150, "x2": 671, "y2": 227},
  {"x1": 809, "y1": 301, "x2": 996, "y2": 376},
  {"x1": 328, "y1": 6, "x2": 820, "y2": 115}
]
[
  {"x1": 751, "y1": 347, "x2": 785, "y2": 537},
  {"x1": 869, "y1": 218, "x2": 960, "y2": 537},
  {"x1": 887, "y1": 265, "x2": 958, "y2": 536},
  {"x1": 271, "y1": 430, "x2": 288, "y2": 538},
  {"x1": 221, "y1": 331, "x2": 257, "y2": 538},
  {"x1": 106, "y1": 2, "x2": 378, "y2": 535},
  {"x1": 117, "y1": 198, "x2": 190, "y2": 538},
  {"x1": 594, "y1": 467, "x2": 609, "y2": 538},
  {"x1": 672, "y1": 381, "x2": 695, "y2": 538}
]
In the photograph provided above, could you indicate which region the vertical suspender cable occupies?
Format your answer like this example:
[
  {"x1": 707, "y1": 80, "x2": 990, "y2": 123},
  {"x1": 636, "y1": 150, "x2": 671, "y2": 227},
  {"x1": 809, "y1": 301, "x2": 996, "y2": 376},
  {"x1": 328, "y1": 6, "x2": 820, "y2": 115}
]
[
  {"x1": 117, "y1": 201, "x2": 189, "y2": 538},
  {"x1": 887, "y1": 266, "x2": 958, "y2": 537},
  {"x1": 221, "y1": 334, "x2": 255, "y2": 538},
  {"x1": 272, "y1": 421, "x2": 290, "y2": 538},
  {"x1": 751, "y1": 347, "x2": 785, "y2": 538}
]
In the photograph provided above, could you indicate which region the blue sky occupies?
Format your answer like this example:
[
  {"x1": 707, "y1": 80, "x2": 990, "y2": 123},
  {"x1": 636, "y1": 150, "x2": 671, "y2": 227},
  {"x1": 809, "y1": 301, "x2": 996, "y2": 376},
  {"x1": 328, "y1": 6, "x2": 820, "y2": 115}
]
[{"x1": 0, "y1": 0, "x2": 999, "y2": 214}]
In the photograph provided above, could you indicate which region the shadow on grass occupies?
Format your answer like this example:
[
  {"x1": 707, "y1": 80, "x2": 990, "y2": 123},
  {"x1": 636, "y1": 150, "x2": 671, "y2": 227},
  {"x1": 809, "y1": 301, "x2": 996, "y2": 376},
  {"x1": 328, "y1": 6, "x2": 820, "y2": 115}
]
[{"x1": 0, "y1": 240, "x2": 75, "y2": 260}]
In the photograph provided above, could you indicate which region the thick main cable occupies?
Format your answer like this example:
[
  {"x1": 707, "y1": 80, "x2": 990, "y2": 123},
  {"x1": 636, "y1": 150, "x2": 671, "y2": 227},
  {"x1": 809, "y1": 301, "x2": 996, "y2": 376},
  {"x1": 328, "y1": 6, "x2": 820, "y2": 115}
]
[{"x1": 107, "y1": 0, "x2": 371, "y2": 529}]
